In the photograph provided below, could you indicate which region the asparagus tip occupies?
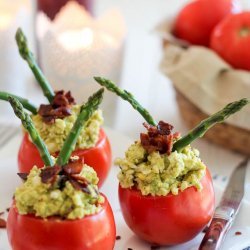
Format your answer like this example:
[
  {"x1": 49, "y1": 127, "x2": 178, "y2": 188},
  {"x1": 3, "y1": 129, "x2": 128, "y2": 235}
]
[
  {"x1": 172, "y1": 97, "x2": 250, "y2": 152},
  {"x1": 93, "y1": 77, "x2": 107, "y2": 85},
  {"x1": 93, "y1": 76, "x2": 101, "y2": 81},
  {"x1": 8, "y1": 96, "x2": 26, "y2": 125},
  {"x1": 81, "y1": 88, "x2": 104, "y2": 112},
  {"x1": 97, "y1": 87, "x2": 104, "y2": 94},
  {"x1": 89, "y1": 87, "x2": 104, "y2": 99},
  {"x1": 15, "y1": 27, "x2": 28, "y2": 59}
]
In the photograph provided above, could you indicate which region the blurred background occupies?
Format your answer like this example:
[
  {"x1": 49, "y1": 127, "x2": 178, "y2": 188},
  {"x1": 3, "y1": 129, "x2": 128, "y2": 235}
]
[
  {"x1": 1, "y1": 2, "x2": 250, "y2": 249},
  {"x1": 0, "y1": 0, "x2": 250, "y2": 136}
]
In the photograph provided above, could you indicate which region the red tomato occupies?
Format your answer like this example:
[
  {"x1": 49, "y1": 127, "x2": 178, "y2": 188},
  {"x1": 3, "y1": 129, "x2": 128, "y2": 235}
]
[
  {"x1": 173, "y1": 0, "x2": 240, "y2": 46},
  {"x1": 119, "y1": 169, "x2": 215, "y2": 245},
  {"x1": 7, "y1": 195, "x2": 116, "y2": 250},
  {"x1": 18, "y1": 128, "x2": 112, "y2": 187},
  {"x1": 210, "y1": 12, "x2": 250, "y2": 70}
]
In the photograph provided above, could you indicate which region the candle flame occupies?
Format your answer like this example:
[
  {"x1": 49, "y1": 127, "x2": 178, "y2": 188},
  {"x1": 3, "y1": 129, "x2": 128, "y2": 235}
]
[{"x1": 58, "y1": 28, "x2": 94, "y2": 51}]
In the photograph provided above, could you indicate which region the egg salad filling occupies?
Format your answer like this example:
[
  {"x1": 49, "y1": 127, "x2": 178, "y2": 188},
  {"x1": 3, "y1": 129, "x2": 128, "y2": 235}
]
[
  {"x1": 15, "y1": 164, "x2": 104, "y2": 219},
  {"x1": 31, "y1": 105, "x2": 103, "y2": 153},
  {"x1": 116, "y1": 142, "x2": 206, "y2": 196}
]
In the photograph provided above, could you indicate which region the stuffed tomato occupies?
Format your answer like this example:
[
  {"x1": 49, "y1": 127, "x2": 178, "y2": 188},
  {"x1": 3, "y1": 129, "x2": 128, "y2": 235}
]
[
  {"x1": 18, "y1": 128, "x2": 111, "y2": 187},
  {"x1": 7, "y1": 198, "x2": 115, "y2": 250},
  {"x1": 93, "y1": 73, "x2": 249, "y2": 246},
  {"x1": 17, "y1": 91, "x2": 112, "y2": 187},
  {"x1": 116, "y1": 121, "x2": 215, "y2": 245},
  {"x1": 7, "y1": 159, "x2": 116, "y2": 250}
]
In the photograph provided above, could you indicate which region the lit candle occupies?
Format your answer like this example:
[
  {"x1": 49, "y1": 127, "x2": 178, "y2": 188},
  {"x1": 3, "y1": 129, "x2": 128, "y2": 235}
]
[
  {"x1": 57, "y1": 27, "x2": 120, "y2": 51},
  {"x1": 0, "y1": 0, "x2": 34, "y2": 119},
  {"x1": 37, "y1": 1, "x2": 126, "y2": 125},
  {"x1": 57, "y1": 28, "x2": 94, "y2": 51}
]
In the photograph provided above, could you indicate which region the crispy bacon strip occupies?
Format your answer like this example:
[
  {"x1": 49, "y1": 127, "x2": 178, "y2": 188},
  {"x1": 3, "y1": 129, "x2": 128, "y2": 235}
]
[
  {"x1": 18, "y1": 158, "x2": 93, "y2": 195},
  {"x1": 38, "y1": 90, "x2": 76, "y2": 124},
  {"x1": 140, "y1": 121, "x2": 180, "y2": 155},
  {"x1": 17, "y1": 173, "x2": 28, "y2": 181},
  {"x1": 40, "y1": 165, "x2": 61, "y2": 184},
  {"x1": 63, "y1": 158, "x2": 84, "y2": 175},
  {"x1": 39, "y1": 158, "x2": 91, "y2": 194},
  {"x1": 69, "y1": 179, "x2": 90, "y2": 194}
]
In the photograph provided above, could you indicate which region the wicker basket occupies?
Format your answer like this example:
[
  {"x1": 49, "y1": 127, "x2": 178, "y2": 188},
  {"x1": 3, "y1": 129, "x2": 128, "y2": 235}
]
[
  {"x1": 175, "y1": 89, "x2": 250, "y2": 155},
  {"x1": 158, "y1": 17, "x2": 250, "y2": 156}
]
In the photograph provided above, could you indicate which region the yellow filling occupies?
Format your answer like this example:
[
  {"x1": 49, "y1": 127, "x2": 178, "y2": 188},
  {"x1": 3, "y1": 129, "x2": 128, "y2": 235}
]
[
  {"x1": 15, "y1": 165, "x2": 104, "y2": 219},
  {"x1": 116, "y1": 142, "x2": 206, "y2": 196},
  {"x1": 31, "y1": 105, "x2": 103, "y2": 153}
]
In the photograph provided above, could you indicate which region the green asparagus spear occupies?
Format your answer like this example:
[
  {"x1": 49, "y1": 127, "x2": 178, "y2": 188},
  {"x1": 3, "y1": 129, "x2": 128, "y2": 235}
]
[
  {"x1": 94, "y1": 77, "x2": 157, "y2": 126},
  {"x1": 8, "y1": 96, "x2": 53, "y2": 167},
  {"x1": 56, "y1": 88, "x2": 104, "y2": 166},
  {"x1": 0, "y1": 91, "x2": 37, "y2": 114},
  {"x1": 173, "y1": 98, "x2": 250, "y2": 152},
  {"x1": 15, "y1": 28, "x2": 54, "y2": 103}
]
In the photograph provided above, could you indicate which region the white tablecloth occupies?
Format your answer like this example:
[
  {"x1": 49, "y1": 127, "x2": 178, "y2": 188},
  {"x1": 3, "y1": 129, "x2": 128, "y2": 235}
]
[{"x1": 0, "y1": 1, "x2": 250, "y2": 249}]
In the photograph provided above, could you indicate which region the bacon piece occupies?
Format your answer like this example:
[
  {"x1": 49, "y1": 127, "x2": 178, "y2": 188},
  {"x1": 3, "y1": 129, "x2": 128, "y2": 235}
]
[
  {"x1": 17, "y1": 173, "x2": 28, "y2": 181},
  {"x1": 53, "y1": 91, "x2": 70, "y2": 107},
  {"x1": 63, "y1": 158, "x2": 84, "y2": 175},
  {"x1": 69, "y1": 179, "x2": 90, "y2": 194},
  {"x1": 140, "y1": 121, "x2": 179, "y2": 155},
  {"x1": 157, "y1": 121, "x2": 173, "y2": 135},
  {"x1": 34, "y1": 158, "x2": 94, "y2": 195},
  {"x1": 54, "y1": 90, "x2": 75, "y2": 107},
  {"x1": 70, "y1": 174, "x2": 89, "y2": 185},
  {"x1": 65, "y1": 91, "x2": 75, "y2": 105},
  {"x1": 38, "y1": 105, "x2": 72, "y2": 124},
  {"x1": 40, "y1": 165, "x2": 61, "y2": 184},
  {"x1": 38, "y1": 90, "x2": 76, "y2": 124},
  {"x1": 70, "y1": 174, "x2": 99, "y2": 195}
]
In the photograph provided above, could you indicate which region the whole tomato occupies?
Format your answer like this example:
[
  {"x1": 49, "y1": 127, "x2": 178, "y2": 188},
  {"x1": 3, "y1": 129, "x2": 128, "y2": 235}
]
[
  {"x1": 7, "y1": 195, "x2": 116, "y2": 250},
  {"x1": 210, "y1": 12, "x2": 250, "y2": 70},
  {"x1": 173, "y1": 0, "x2": 240, "y2": 46},
  {"x1": 18, "y1": 128, "x2": 112, "y2": 187},
  {"x1": 119, "y1": 169, "x2": 215, "y2": 245}
]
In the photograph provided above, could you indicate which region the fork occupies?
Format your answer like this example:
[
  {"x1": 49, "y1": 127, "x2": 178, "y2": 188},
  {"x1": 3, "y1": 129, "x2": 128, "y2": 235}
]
[{"x1": 0, "y1": 125, "x2": 20, "y2": 149}]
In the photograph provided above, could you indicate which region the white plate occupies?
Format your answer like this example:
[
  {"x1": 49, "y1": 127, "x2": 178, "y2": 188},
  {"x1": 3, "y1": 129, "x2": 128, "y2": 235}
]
[{"x1": 0, "y1": 128, "x2": 249, "y2": 250}]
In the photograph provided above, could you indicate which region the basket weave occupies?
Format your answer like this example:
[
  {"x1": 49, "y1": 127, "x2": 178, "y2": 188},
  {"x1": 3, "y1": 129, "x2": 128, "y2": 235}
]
[{"x1": 176, "y1": 89, "x2": 250, "y2": 155}]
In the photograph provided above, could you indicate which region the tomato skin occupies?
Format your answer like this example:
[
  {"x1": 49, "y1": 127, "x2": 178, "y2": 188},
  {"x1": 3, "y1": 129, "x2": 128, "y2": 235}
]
[
  {"x1": 173, "y1": 0, "x2": 240, "y2": 46},
  {"x1": 119, "y1": 169, "x2": 215, "y2": 245},
  {"x1": 7, "y1": 195, "x2": 116, "y2": 250},
  {"x1": 210, "y1": 12, "x2": 250, "y2": 70},
  {"x1": 18, "y1": 128, "x2": 112, "y2": 187}
]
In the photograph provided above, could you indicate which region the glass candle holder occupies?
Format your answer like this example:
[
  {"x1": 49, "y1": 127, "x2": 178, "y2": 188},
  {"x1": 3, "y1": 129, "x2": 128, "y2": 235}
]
[{"x1": 36, "y1": 2, "x2": 126, "y2": 125}]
